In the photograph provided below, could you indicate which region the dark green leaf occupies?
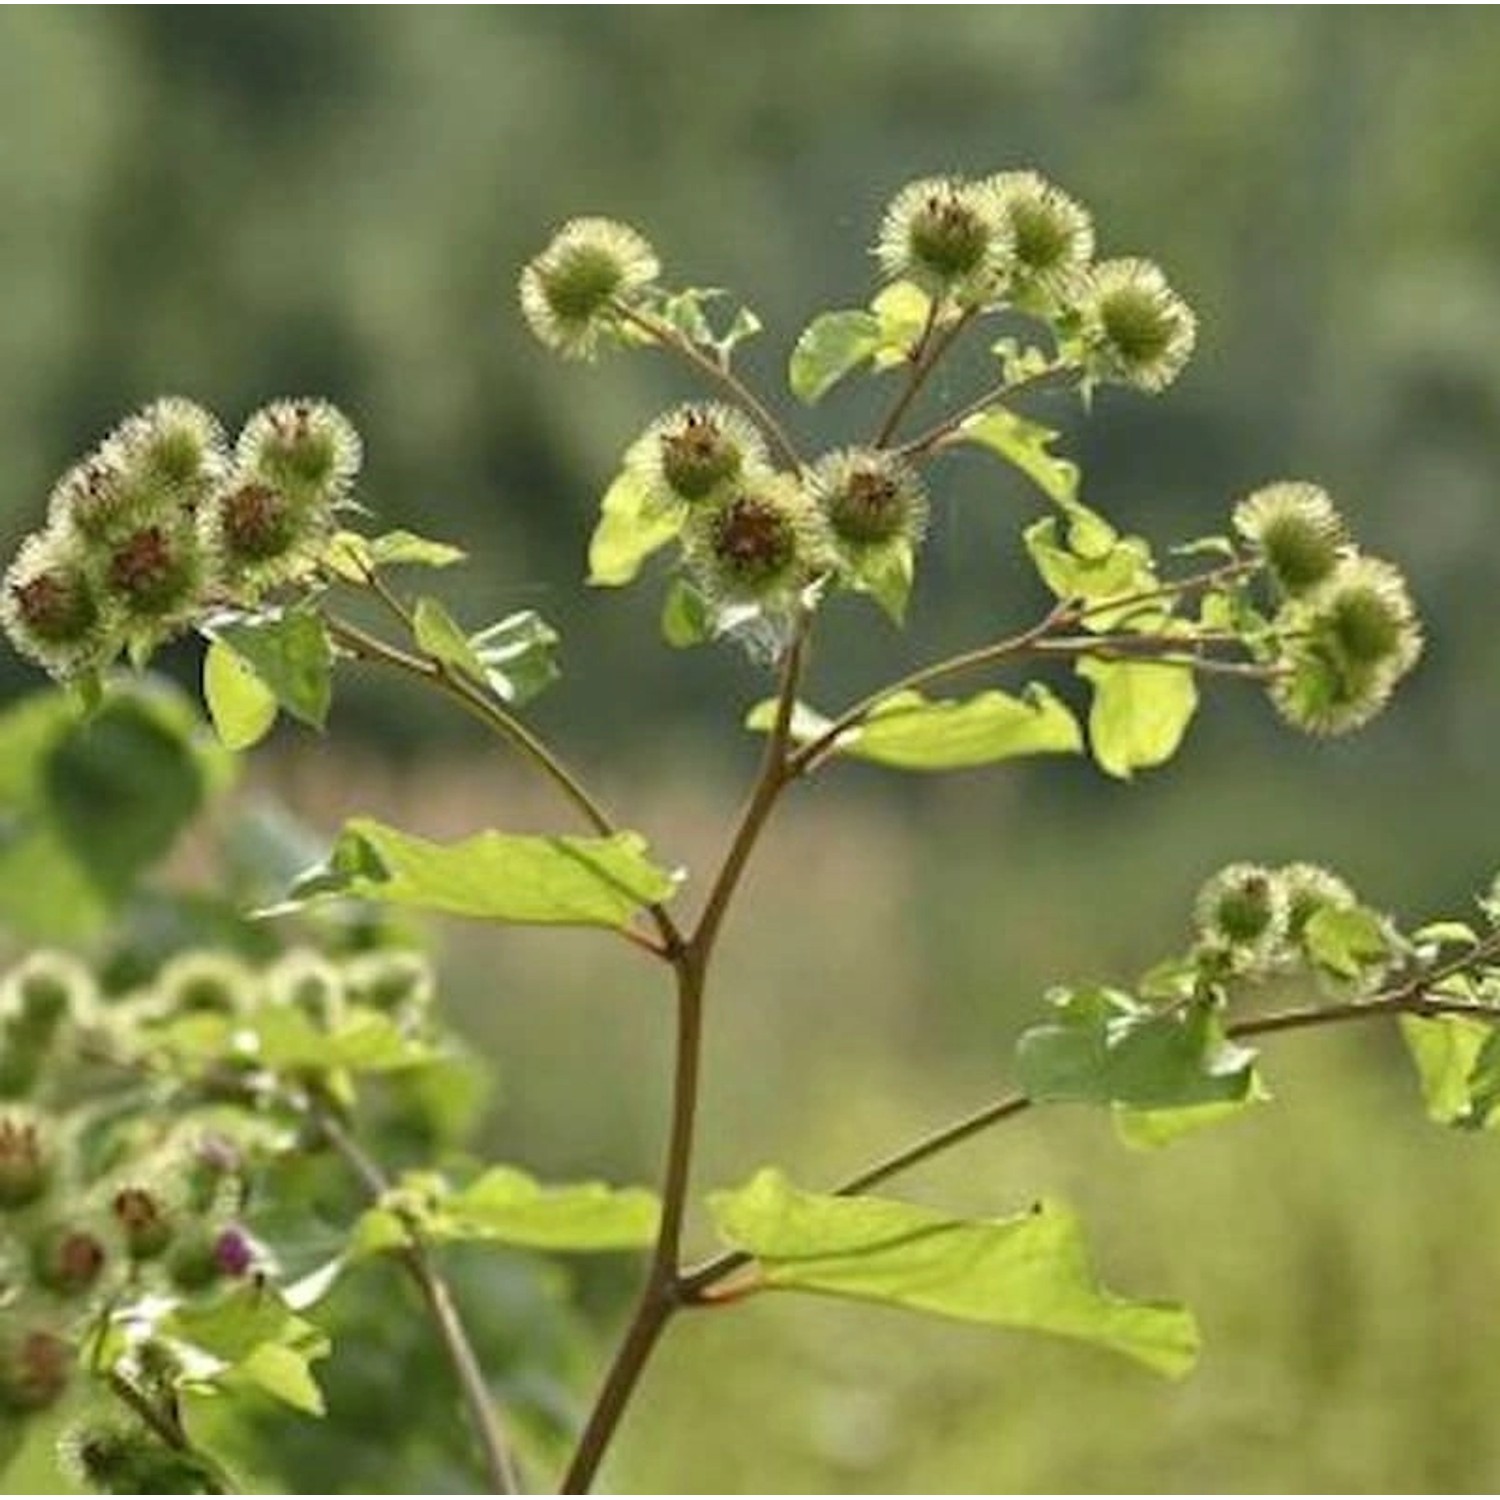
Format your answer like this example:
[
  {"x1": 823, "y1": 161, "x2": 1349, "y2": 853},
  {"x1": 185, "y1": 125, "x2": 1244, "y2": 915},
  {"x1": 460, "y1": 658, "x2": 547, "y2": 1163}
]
[{"x1": 708, "y1": 1170, "x2": 1199, "y2": 1378}]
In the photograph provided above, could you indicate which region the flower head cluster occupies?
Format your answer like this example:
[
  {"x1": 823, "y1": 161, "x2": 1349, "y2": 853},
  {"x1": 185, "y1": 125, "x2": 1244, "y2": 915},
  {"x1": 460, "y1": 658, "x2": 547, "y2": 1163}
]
[
  {"x1": 875, "y1": 176, "x2": 1012, "y2": 304},
  {"x1": 3, "y1": 398, "x2": 363, "y2": 682},
  {"x1": 810, "y1": 448, "x2": 928, "y2": 574}
]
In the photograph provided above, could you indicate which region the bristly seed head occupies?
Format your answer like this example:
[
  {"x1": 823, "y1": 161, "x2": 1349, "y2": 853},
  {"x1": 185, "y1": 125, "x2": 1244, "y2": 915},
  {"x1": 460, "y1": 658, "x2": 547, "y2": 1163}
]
[
  {"x1": 1083, "y1": 258, "x2": 1197, "y2": 393},
  {"x1": 683, "y1": 475, "x2": 828, "y2": 608},
  {"x1": 236, "y1": 399, "x2": 363, "y2": 502},
  {"x1": 520, "y1": 217, "x2": 660, "y2": 359},
  {"x1": 985, "y1": 170, "x2": 1095, "y2": 296},
  {"x1": 1194, "y1": 862, "x2": 1288, "y2": 957},
  {"x1": 875, "y1": 176, "x2": 1011, "y2": 302},
  {"x1": 105, "y1": 523, "x2": 200, "y2": 620},
  {"x1": 1234, "y1": 482, "x2": 1348, "y2": 597},
  {"x1": 639, "y1": 404, "x2": 766, "y2": 504},
  {"x1": 812, "y1": 448, "x2": 928, "y2": 556}
]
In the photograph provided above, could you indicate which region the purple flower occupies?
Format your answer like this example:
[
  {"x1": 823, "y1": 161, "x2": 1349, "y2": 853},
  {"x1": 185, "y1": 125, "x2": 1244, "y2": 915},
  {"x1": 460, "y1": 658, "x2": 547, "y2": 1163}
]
[{"x1": 213, "y1": 1226, "x2": 254, "y2": 1278}]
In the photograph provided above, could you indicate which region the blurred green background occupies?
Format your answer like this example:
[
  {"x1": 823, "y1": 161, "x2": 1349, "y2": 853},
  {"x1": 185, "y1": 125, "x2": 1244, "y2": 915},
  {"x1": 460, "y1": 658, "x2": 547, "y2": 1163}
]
[{"x1": 4, "y1": 6, "x2": 1500, "y2": 1492}]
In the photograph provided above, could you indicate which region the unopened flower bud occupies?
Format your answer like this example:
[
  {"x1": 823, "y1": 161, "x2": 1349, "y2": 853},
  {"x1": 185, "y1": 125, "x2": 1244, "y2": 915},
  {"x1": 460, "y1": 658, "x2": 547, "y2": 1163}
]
[{"x1": 112, "y1": 1186, "x2": 174, "y2": 1261}]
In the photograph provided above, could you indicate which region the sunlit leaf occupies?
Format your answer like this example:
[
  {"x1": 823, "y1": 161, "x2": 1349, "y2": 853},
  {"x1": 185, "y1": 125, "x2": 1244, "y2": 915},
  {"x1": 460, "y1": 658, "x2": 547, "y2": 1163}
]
[
  {"x1": 661, "y1": 576, "x2": 714, "y2": 648},
  {"x1": 277, "y1": 816, "x2": 680, "y2": 930},
  {"x1": 204, "y1": 638, "x2": 278, "y2": 751},
  {"x1": 212, "y1": 608, "x2": 333, "y2": 730},
  {"x1": 1302, "y1": 904, "x2": 1394, "y2": 979},
  {"x1": 788, "y1": 309, "x2": 881, "y2": 403},
  {"x1": 708, "y1": 1170, "x2": 1199, "y2": 1378},
  {"x1": 1077, "y1": 656, "x2": 1197, "y2": 779},
  {"x1": 1401, "y1": 1014, "x2": 1500, "y2": 1129},
  {"x1": 470, "y1": 611, "x2": 560, "y2": 705},
  {"x1": 352, "y1": 1166, "x2": 660, "y2": 1257},
  {"x1": 587, "y1": 469, "x2": 686, "y2": 586},
  {"x1": 747, "y1": 685, "x2": 1081, "y2": 771}
]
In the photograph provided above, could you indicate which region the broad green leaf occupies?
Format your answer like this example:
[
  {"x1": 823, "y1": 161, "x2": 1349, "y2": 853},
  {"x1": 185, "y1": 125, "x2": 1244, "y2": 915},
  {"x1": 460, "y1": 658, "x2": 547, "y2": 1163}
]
[
  {"x1": 1114, "y1": 1096, "x2": 1263, "y2": 1150},
  {"x1": 1302, "y1": 904, "x2": 1394, "y2": 979},
  {"x1": 352, "y1": 1165, "x2": 660, "y2": 1257},
  {"x1": 1401, "y1": 1014, "x2": 1500, "y2": 1128},
  {"x1": 214, "y1": 608, "x2": 333, "y2": 730},
  {"x1": 470, "y1": 611, "x2": 560, "y2": 705},
  {"x1": 279, "y1": 816, "x2": 680, "y2": 930},
  {"x1": 413, "y1": 596, "x2": 489, "y2": 682},
  {"x1": 661, "y1": 577, "x2": 714, "y2": 648},
  {"x1": 788, "y1": 309, "x2": 881, "y2": 403},
  {"x1": 747, "y1": 685, "x2": 1081, "y2": 771},
  {"x1": 165, "y1": 1284, "x2": 325, "y2": 1364},
  {"x1": 1024, "y1": 517, "x2": 1158, "y2": 616},
  {"x1": 587, "y1": 469, "x2": 686, "y2": 586},
  {"x1": 709, "y1": 1170, "x2": 1199, "y2": 1378},
  {"x1": 231, "y1": 1342, "x2": 326, "y2": 1416},
  {"x1": 1017, "y1": 989, "x2": 1259, "y2": 1118},
  {"x1": 204, "y1": 639, "x2": 278, "y2": 751},
  {"x1": 1077, "y1": 657, "x2": 1198, "y2": 779}
]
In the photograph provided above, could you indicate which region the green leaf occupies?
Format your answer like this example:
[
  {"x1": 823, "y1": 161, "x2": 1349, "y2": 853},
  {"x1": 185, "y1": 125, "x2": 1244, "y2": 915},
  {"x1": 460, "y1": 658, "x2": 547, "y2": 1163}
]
[
  {"x1": 353, "y1": 1165, "x2": 660, "y2": 1257},
  {"x1": 213, "y1": 608, "x2": 333, "y2": 730},
  {"x1": 165, "y1": 1285, "x2": 323, "y2": 1365},
  {"x1": 587, "y1": 469, "x2": 686, "y2": 586},
  {"x1": 959, "y1": 407, "x2": 1082, "y2": 512},
  {"x1": 747, "y1": 685, "x2": 1081, "y2": 772},
  {"x1": 413, "y1": 596, "x2": 489, "y2": 682},
  {"x1": 1017, "y1": 989, "x2": 1259, "y2": 1114},
  {"x1": 850, "y1": 540, "x2": 915, "y2": 625},
  {"x1": 203, "y1": 639, "x2": 278, "y2": 751},
  {"x1": 470, "y1": 611, "x2": 560, "y2": 705},
  {"x1": 232, "y1": 1342, "x2": 326, "y2": 1416},
  {"x1": 279, "y1": 816, "x2": 680, "y2": 930},
  {"x1": 252, "y1": 1005, "x2": 430, "y2": 1074},
  {"x1": 1401, "y1": 1014, "x2": 1500, "y2": 1129},
  {"x1": 321, "y1": 529, "x2": 466, "y2": 581},
  {"x1": 1302, "y1": 904, "x2": 1394, "y2": 979},
  {"x1": 869, "y1": 281, "x2": 933, "y2": 369},
  {"x1": 1113, "y1": 1097, "x2": 1263, "y2": 1150},
  {"x1": 1024, "y1": 517, "x2": 1158, "y2": 613},
  {"x1": 1077, "y1": 657, "x2": 1198, "y2": 779},
  {"x1": 788, "y1": 309, "x2": 881, "y2": 403},
  {"x1": 708, "y1": 1170, "x2": 1199, "y2": 1378},
  {"x1": 661, "y1": 577, "x2": 714, "y2": 648}
]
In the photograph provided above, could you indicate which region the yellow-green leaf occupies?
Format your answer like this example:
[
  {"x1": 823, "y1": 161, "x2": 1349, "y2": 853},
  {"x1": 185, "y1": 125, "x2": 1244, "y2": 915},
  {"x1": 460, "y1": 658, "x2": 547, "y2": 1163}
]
[
  {"x1": 588, "y1": 470, "x2": 686, "y2": 586},
  {"x1": 279, "y1": 817, "x2": 680, "y2": 930},
  {"x1": 709, "y1": 1170, "x2": 1199, "y2": 1378},
  {"x1": 1077, "y1": 657, "x2": 1198, "y2": 779},
  {"x1": 203, "y1": 639, "x2": 278, "y2": 751}
]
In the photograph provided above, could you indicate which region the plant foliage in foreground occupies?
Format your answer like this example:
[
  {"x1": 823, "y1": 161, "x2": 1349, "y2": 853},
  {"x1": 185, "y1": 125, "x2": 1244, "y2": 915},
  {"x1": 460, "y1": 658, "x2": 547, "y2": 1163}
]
[{"x1": 0, "y1": 170, "x2": 1489, "y2": 1495}]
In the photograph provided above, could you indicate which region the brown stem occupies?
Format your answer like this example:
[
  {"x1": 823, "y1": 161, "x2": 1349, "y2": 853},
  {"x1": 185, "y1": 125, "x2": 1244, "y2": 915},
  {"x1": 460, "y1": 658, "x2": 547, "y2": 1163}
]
[
  {"x1": 315, "y1": 1108, "x2": 524, "y2": 1495},
  {"x1": 558, "y1": 622, "x2": 811, "y2": 1494},
  {"x1": 896, "y1": 361, "x2": 1076, "y2": 460},
  {"x1": 872, "y1": 304, "x2": 974, "y2": 449},
  {"x1": 612, "y1": 301, "x2": 804, "y2": 473},
  {"x1": 677, "y1": 950, "x2": 1500, "y2": 1303},
  {"x1": 323, "y1": 613, "x2": 684, "y2": 957}
]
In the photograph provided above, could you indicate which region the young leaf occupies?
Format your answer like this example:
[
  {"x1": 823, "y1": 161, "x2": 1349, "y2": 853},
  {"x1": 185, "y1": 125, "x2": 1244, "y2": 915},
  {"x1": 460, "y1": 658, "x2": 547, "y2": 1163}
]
[
  {"x1": 587, "y1": 469, "x2": 686, "y2": 586},
  {"x1": 1400, "y1": 1014, "x2": 1500, "y2": 1128},
  {"x1": 203, "y1": 638, "x2": 279, "y2": 751},
  {"x1": 470, "y1": 610, "x2": 560, "y2": 704},
  {"x1": 1025, "y1": 517, "x2": 1158, "y2": 612},
  {"x1": 367, "y1": 529, "x2": 467, "y2": 570},
  {"x1": 708, "y1": 1170, "x2": 1199, "y2": 1378},
  {"x1": 850, "y1": 539, "x2": 915, "y2": 625},
  {"x1": 959, "y1": 407, "x2": 1082, "y2": 511},
  {"x1": 788, "y1": 309, "x2": 881, "y2": 404},
  {"x1": 1016, "y1": 988, "x2": 1260, "y2": 1139},
  {"x1": 661, "y1": 577, "x2": 714, "y2": 648},
  {"x1": 352, "y1": 1166, "x2": 660, "y2": 1257},
  {"x1": 413, "y1": 596, "x2": 490, "y2": 683},
  {"x1": 1077, "y1": 657, "x2": 1198, "y2": 779},
  {"x1": 746, "y1": 685, "x2": 1081, "y2": 771},
  {"x1": 1302, "y1": 904, "x2": 1394, "y2": 980},
  {"x1": 231, "y1": 1342, "x2": 326, "y2": 1416},
  {"x1": 278, "y1": 817, "x2": 680, "y2": 929},
  {"x1": 869, "y1": 281, "x2": 933, "y2": 370},
  {"x1": 213, "y1": 608, "x2": 333, "y2": 730}
]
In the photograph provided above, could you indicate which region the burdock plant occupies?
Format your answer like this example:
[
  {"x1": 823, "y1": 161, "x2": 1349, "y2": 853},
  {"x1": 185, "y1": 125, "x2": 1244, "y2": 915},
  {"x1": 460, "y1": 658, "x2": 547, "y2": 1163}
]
[{"x1": 0, "y1": 170, "x2": 1495, "y2": 1499}]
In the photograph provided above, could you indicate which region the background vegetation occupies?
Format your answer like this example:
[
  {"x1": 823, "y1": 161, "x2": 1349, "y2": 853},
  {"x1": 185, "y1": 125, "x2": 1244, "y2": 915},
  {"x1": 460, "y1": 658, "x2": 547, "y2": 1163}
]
[{"x1": 3, "y1": 8, "x2": 1499, "y2": 1490}]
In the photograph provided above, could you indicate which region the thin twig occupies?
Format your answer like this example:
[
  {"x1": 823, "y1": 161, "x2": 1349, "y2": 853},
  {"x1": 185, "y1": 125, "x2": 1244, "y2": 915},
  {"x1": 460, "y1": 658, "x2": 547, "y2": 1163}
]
[
  {"x1": 107, "y1": 1373, "x2": 241, "y2": 1495},
  {"x1": 559, "y1": 618, "x2": 812, "y2": 1495},
  {"x1": 612, "y1": 301, "x2": 804, "y2": 473},
  {"x1": 314, "y1": 1106, "x2": 525, "y2": 1495},
  {"x1": 677, "y1": 942, "x2": 1500, "y2": 1303},
  {"x1": 896, "y1": 361, "x2": 1076, "y2": 460},
  {"x1": 322, "y1": 613, "x2": 684, "y2": 957},
  {"x1": 872, "y1": 304, "x2": 974, "y2": 449}
]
